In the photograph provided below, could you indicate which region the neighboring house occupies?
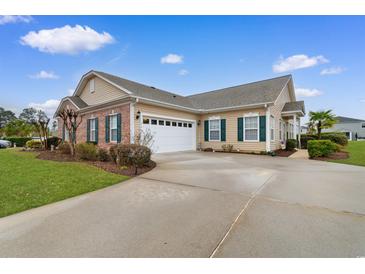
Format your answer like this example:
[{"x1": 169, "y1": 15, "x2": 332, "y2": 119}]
[
  {"x1": 54, "y1": 70, "x2": 305, "y2": 153},
  {"x1": 301, "y1": 125, "x2": 308, "y2": 134},
  {"x1": 323, "y1": 116, "x2": 365, "y2": 140}
]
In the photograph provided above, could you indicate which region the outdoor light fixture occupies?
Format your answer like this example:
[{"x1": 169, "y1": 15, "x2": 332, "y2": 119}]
[
  {"x1": 197, "y1": 120, "x2": 201, "y2": 126},
  {"x1": 136, "y1": 111, "x2": 141, "y2": 120}
]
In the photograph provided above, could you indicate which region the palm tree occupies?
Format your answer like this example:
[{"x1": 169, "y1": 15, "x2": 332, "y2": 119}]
[{"x1": 308, "y1": 110, "x2": 337, "y2": 139}]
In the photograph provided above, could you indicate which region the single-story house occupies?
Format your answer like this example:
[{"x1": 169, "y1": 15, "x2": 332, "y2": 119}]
[
  {"x1": 54, "y1": 70, "x2": 305, "y2": 153},
  {"x1": 323, "y1": 116, "x2": 365, "y2": 140}
]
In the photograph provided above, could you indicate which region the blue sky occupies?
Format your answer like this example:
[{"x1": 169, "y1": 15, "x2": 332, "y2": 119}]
[{"x1": 0, "y1": 16, "x2": 364, "y2": 122}]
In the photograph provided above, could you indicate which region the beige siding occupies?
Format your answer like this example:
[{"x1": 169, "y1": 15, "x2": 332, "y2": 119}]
[
  {"x1": 79, "y1": 76, "x2": 128, "y2": 105},
  {"x1": 199, "y1": 108, "x2": 266, "y2": 152},
  {"x1": 269, "y1": 85, "x2": 291, "y2": 150}
]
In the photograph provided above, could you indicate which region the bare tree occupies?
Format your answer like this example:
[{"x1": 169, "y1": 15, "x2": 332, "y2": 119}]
[
  {"x1": 135, "y1": 128, "x2": 154, "y2": 149},
  {"x1": 59, "y1": 107, "x2": 82, "y2": 156}
]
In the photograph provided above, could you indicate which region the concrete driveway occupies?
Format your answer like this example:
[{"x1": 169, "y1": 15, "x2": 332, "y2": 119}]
[{"x1": 0, "y1": 151, "x2": 365, "y2": 257}]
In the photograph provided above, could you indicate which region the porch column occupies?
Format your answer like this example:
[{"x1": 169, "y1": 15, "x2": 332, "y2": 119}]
[
  {"x1": 266, "y1": 108, "x2": 271, "y2": 152},
  {"x1": 298, "y1": 116, "x2": 301, "y2": 148},
  {"x1": 293, "y1": 114, "x2": 297, "y2": 145}
]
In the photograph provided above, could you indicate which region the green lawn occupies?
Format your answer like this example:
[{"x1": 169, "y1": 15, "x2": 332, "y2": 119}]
[
  {"x1": 0, "y1": 148, "x2": 129, "y2": 218},
  {"x1": 330, "y1": 141, "x2": 365, "y2": 167}
]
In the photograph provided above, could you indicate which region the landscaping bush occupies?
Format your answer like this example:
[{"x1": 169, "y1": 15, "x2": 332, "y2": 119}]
[
  {"x1": 300, "y1": 134, "x2": 316, "y2": 149},
  {"x1": 46, "y1": 137, "x2": 62, "y2": 149},
  {"x1": 321, "y1": 132, "x2": 348, "y2": 146},
  {"x1": 110, "y1": 144, "x2": 152, "y2": 174},
  {"x1": 301, "y1": 132, "x2": 348, "y2": 148},
  {"x1": 307, "y1": 140, "x2": 337, "y2": 158},
  {"x1": 203, "y1": 147, "x2": 213, "y2": 152},
  {"x1": 25, "y1": 139, "x2": 42, "y2": 149},
  {"x1": 222, "y1": 144, "x2": 233, "y2": 152},
  {"x1": 97, "y1": 147, "x2": 110, "y2": 162},
  {"x1": 3, "y1": 137, "x2": 32, "y2": 147},
  {"x1": 286, "y1": 139, "x2": 297, "y2": 151},
  {"x1": 58, "y1": 142, "x2": 71, "y2": 154},
  {"x1": 75, "y1": 142, "x2": 97, "y2": 160}
]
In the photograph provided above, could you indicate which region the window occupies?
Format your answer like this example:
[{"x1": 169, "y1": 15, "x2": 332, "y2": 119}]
[
  {"x1": 110, "y1": 114, "x2": 118, "y2": 142},
  {"x1": 166, "y1": 121, "x2": 171, "y2": 126},
  {"x1": 172, "y1": 121, "x2": 177, "y2": 127},
  {"x1": 270, "y1": 116, "x2": 275, "y2": 141},
  {"x1": 143, "y1": 118, "x2": 150, "y2": 124},
  {"x1": 362, "y1": 123, "x2": 365, "y2": 128},
  {"x1": 90, "y1": 119, "x2": 96, "y2": 142},
  {"x1": 209, "y1": 119, "x2": 220, "y2": 141},
  {"x1": 178, "y1": 122, "x2": 182, "y2": 127},
  {"x1": 244, "y1": 116, "x2": 259, "y2": 141},
  {"x1": 158, "y1": 120, "x2": 164, "y2": 126},
  {"x1": 151, "y1": 119, "x2": 157, "y2": 125},
  {"x1": 183, "y1": 123, "x2": 187, "y2": 127},
  {"x1": 279, "y1": 120, "x2": 282, "y2": 140},
  {"x1": 188, "y1": 123, "x2": 192, "y2": 128},
  {"x1": 89, "y1": 79, "x2": 95, "y2": 93}
]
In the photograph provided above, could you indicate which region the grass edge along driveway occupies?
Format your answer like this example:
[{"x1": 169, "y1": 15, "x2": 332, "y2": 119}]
[
  {"x1": 0, "y1": 148, "x2": 129, "y2": 218},
  {"x1": 330, "y1": 141, "x2": 365, "y2": 167}
]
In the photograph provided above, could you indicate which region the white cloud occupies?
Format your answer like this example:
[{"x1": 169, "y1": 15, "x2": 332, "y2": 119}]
[
  {"x1": 29, "y1": 70, "x2": 59, "y2": 79},
  {"x1": 273, "y1": 54, "x2": 329, "y2": 73},
  {"x1": 29, "y1": 99, "x2": 60, "y2": 117},
  {"x1": 0, "y1": 16, "x2": 33, "y2": 25},
  {"x1": 178, "y1": 69, "x2": 189, "y2": 76},
  {"x1": 360, "y1": 99, "x2": 365, "y2": 103},
  {"x1": 295, "y1": 88, "x2": 323, "y2": 97},
  {"x1": 20, "y1": 25, "x2": 114, "y2": 54},
  {"x1": 320, "y1": 66, "x2": 346, "y2": 75},
  {"x1": 161, "y1": 53, "x2": 183, "y2": 64}
]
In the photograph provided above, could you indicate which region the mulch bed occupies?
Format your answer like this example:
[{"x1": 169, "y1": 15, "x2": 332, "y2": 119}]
[
  {"x1": 35, "y1": 150, "x2": 156, "y2": 176},
  {"x1": 274, "y1": 149, "x2": 296, "y2": 157},
  {"x1": 312, "y1": 151, "x2": 349, "y2": 161}
]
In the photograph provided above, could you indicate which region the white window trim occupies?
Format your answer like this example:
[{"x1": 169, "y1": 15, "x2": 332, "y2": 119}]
[
  {"x1": 208, "y1": 119, "x2": 221, "y2": 142},
  {"x1": 89, "y1": 118, "x2": 96, "y2": 142},
  {"x1": 270, "y1": 115, "x2": 275, "y2": 141},
  {"x1": 89, "y1": 79, "x2": 95, "y2": 93},
  {"x1": 109, "y1": 114, "x2": 118, "y2": 143},
  {"x1": 243, "y1": 115, "x2": 260, "y2": 142}
]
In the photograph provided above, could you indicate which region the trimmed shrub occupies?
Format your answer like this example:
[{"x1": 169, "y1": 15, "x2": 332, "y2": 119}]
[
  {"x1": 75, "y1": 142, "x2": 97, "y2": 160},
  {"x1": 307, "y1": 140, "x2": 337, "y2": 158},
  {"x1": 286, "y1": 139, "x2": 297, "y2": 151},
  {"x1": 300, "y1": 134, "x2": 316, "y2": 149},
  {"x1": 301, "y1": 132, "x2": 348, "y2": 148},
  {"x1": 58, "y1": 142, "x2": 71, "y2": 154},
  {"x1": 321, "y1": 132, "x2": 348, "y2": 146},
  {"x1": 97, "y1": 147, "x2": 110, "y2": 162},
  {"x1": 222, "y1": 144, "x2": 233, "y2": 152},
  {"x1": 46, "y1": 137, "x2": 62, "y2": 149},
  {"x1": 3, "y1": 137, "x2": 32, "y2": 147},
  {"x1": 26, "y1": 139, "x2": 42, "y2": 149},
  {"x1": 110, "y1": 144, "x2": 152, "y2": 174}
]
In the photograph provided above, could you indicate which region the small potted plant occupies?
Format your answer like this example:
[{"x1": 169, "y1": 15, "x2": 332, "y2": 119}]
[{"x1": 280, "y1": 140, "x2": 285, "y2": 150}]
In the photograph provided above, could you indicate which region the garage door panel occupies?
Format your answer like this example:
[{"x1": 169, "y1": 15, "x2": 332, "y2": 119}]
[{"x1": 142, "y1": 116, "x2": 196, "y2": 153}]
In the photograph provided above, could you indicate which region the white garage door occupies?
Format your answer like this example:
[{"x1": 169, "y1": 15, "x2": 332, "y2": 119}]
[{"x1": 141, "y1": 116, "x2": 196, "y2": 153}]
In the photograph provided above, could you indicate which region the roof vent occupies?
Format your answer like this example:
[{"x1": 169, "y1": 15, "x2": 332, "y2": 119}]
[
  {"x1": 150, "y1": 86, "x2": 156, "y2": 89},
  {"x1": 173, "y1": 95, "x2": 176, "y2": 98}
]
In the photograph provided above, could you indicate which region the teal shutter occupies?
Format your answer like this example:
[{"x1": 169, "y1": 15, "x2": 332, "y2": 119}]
[
  {"x1": 86, "y1": 119, "x2": 90, "y2": 142},
  {"x1": 62, "y1": 124, "x2": 65, "y2": 141},
  {"x1": 259, "y1": 116, "x2": 266, "y2": 142},
  {"x1": 105, "y1": 115, "x2": 110, "y2": 143},
  {"x1": 95, "y1": 118, "x2": 99, "y2": 144},
  {"x1": 117, "y1": 113, "x2": 122, "y2": 143},
  {"x1": 220, "y1": 119, "x2": 226, "y2": 142},
  {"x1": 237, "y1": 117, "x2": 243, "y2": 141},
  {"x1": 72, "y1": 128, "x2": 76, "y2": 143},
  {"x1": 204, "y1": 120, "x2": 209, "y2": 141}
]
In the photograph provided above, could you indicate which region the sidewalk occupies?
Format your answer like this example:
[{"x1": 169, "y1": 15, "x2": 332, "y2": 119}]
[{"x1": 289, "y1": 149, "x2": 309, "y2": 159}]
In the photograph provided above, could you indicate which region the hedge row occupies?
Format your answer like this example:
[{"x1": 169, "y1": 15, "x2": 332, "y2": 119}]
[
  {"x1": 301, "y1": 132, "x2": 348, "y2": 148},
  {"x1": 2, "y1": 137, "x2": 32, "y2": 147}
]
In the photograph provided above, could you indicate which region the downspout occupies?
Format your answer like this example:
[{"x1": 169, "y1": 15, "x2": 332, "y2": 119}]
[{"x1": 265, "y1": 104, "x2": 271, "y2": 152}]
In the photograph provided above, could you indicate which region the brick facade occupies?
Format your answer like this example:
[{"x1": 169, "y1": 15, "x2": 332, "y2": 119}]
[{"x1": 58, "y1": 103, "x2": 131, "y2": 149}]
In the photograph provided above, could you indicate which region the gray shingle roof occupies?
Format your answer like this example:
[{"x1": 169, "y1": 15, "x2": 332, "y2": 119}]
[
  {"x1": 282, "y1": 101, "x2": 305, "y2": 114},
  {"x1": 336, "y1": 116, "x2": 365, "y2": 123},
  {"x1": 187, "y1": 75, "x2": 291, "y2": 110},
  {"x1": 67, "y1": 96, "x2": 88, "y2": 108},
  {"x1": 68, "y1": 71, "x2": 294, "y2": 111}
]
